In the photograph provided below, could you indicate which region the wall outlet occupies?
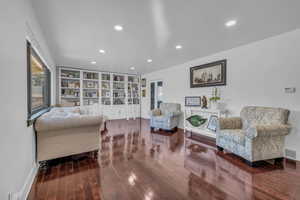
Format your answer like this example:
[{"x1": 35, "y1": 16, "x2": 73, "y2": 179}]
[
  {"x1": 284, "y1": 87, "x2": 296, "y2": 93},
  {"x1": 285, "y1": 149, "x2": 296, "y2": 159}
]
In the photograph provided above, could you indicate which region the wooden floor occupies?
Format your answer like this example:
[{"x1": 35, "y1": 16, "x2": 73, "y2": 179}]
[{"x1": 28, "y1": 119, "x2": 300, "y2": 200}]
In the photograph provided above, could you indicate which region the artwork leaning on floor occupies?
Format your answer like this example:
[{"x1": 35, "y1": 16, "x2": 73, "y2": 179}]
[
  {"x1": 190, "y1": 59, "x2": 226, "y2": 88},
  {"x1": 207, "y1": 115, "x2": 218, "y2": 132}
]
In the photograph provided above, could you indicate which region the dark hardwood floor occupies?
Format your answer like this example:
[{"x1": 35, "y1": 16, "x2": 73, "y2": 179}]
[{"x1": 28, "y1": 119, "x2": 300, "y2": 200}]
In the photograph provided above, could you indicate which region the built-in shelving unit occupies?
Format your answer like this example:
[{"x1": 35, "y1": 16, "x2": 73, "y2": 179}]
[
  {"x1": 101, "y1": 73, "x2": 111, "y2": 105},
  {"x1": 60, "y1": 69, "x2": 81, "y2": 106},
  {"x1": 127, "y1": 75, "x2": 140, "y2": 120},
  {"x1": 128, "y1": 75, "x2": 140, "y2": 105},
  {"x1": 82, "y1": 71, "x2": 99, "y2": 106},
  {"x1": 58, "y1": 67, "x2": 140, "y2": 119}
]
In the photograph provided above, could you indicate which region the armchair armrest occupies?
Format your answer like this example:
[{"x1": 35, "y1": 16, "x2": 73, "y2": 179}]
[
  {"x1": 149, "y1": 109, "x2": 162, "y2": 117},
  {"x1": 166, "y1": 111, "x2": 182, "y2": 118},
  {"x1": 246, "y1": 124, "x2": 292, "y2": 139},
  {"x1": 218, "y1": 117, "x2": 242, "y2": 130}
]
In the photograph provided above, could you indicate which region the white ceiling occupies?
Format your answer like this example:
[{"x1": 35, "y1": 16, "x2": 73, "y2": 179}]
[{"x1": 32, "y1": 0, "x2": 300, "y2": 74}]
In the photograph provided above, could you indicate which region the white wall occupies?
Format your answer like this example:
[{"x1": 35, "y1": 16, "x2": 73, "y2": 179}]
[
  {"x1": 0, "y1": 0, "x2": 55, "y2": 199},
  {"x1": 141, "y1": 29, "x2": 300, "y2": 160}
]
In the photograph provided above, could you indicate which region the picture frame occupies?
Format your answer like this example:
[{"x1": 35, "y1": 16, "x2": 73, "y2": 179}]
[
  {"x1": 141, "y1": 78, "x2": 146, "y2": 87},
  {"x1": 190, "y1": 59, "x2": 226, "y2": 88},
  {"x1": 142, "y1": 89, "x2": 146, "y2": 97},
  {"x1": 87, "y1": 82, "x2": 94, "y2": 88},
  {"x1": 185, "y1": 96, "x2": 201, "y2": 107},
  {"x1": 207, "y1": 115, "x2": 218, "y2": 132}
]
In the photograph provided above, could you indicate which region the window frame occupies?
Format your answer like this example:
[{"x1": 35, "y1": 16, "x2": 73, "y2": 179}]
[{"x1": 27, "y1": 41, "x2": 51, "y2": 125}]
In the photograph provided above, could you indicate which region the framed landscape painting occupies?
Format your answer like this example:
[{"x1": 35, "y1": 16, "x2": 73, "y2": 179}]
[{"x1": 190, "y1": 59, "x2": 226, "y2": 88}]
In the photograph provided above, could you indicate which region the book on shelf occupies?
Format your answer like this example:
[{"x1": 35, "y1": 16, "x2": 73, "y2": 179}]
[
  {"x1": 83, "y1": 72, "x2": 98, "y2": 80},
  {"x1": 61, "y1": 70, "x2": 80, "y2": 79}
]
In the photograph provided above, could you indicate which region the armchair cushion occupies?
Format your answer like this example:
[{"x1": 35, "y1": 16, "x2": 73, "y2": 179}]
[
  {"x1": 245, "y1": 124, "x2": 292, "y2": 139},
  {"x1": 150, "y1": 109, "x2": 162, "y2": 116},
  {"x1": 166, "y1": 111, "x2": 182, "y2": 118},
  {"x1": 218, "y1": 129, "x2": 246, "y2": 145},
  {"x1": 160, "y1": 103, "x2": 181, "y2": 115},
  {"x1": 219, "y1": 117, "x2": 242, "y2": 130},
  {"x1": 35, "y1": 108, "x2": 103, "y2": 132},
  {"x1": 241, "y1": 106, "x2": 290, "y2": 130},
  {"x1": 152, "y1": 115, "x2": 168, "y2": 122}
]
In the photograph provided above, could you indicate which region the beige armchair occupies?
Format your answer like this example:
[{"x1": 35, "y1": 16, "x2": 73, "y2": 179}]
[{"x1": 217, "y1": 106, "x2": 291, "y2": 166}]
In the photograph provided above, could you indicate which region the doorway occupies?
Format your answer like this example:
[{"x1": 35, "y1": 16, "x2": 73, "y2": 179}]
[{"x1": 150, "y1": 80, "x2": 163, "y2": 110}]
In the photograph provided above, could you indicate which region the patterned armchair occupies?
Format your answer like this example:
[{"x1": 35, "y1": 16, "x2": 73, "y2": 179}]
[
  {"x1": 217, "y1": 106, "x2": 291, "y2": 166},
  {"x1": 149, "y1": 103, "x2": 182, "y2": 132}
]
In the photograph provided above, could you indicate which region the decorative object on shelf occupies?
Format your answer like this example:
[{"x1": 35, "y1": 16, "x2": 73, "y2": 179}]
[
  {"x1": 207, "y1": 115, "x2": 218, "y2": 132},
  {"x1": 87, "y1": 82, "x2": 95, "y2": 88},
  {"x1": 185, "y1": 96, "x2": 201, "y2": 107},
  {"x1": 142, "y1": 89, "x2": 146, "y2": 97},
  {"x1": 186, "y1": 115, "x2": 207, "y2": 127},
  {"x1": 209, "y1": 87, "x2": 221, "y2": 109},
  {"x1": 201, "y1": 96, "x2": 208, "y2": 109},
  {"x1": 190, "y1": 59, "x2": 226, "y2": 88},
  {"x1": 105, "y1": 92, "x2": 110, "y2": 97},
  {"x1": 102, "y1": 82, "x2": 110, "y2": 89},
  {"x1": 141, "y1": 78, "x2": 146, "y2": 87}
]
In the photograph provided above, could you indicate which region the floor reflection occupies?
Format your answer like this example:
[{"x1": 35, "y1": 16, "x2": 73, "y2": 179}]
[
  {"x1": 98, "y1": 119, "x2": 300, "y2": 200},
  {"x1": 99, "y1": 130, "x2": 141, "y2": 168},
  {"x1": 28, "y1": 119, "x2": 300, "y2": 200}
]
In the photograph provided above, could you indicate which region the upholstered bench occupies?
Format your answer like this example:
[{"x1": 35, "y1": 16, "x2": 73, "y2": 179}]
[{"x1": 35, "y1": 107, "x2": 104, "y2": 161}]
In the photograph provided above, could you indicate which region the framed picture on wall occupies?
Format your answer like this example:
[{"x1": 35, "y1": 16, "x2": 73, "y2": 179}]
[
  {"x1": 185, "y1": 96, "x2": 201, "y2": 107},
  {"x1": 142, "y1": 89, "x2": 146, "y2": 97},
  {"x1": 190, "y1": 59, "x2": 226, "y2": 88},
  {"x1": 141, "y1": 78, "x2": 146, "y2": 87}
]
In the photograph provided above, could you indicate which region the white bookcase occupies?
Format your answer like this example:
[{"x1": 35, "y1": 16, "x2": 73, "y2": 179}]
[{"x1": 58, "y1": 67, "x2": 140, "y2": 120}]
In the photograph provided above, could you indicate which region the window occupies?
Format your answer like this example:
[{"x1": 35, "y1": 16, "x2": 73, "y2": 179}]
[{"x1": 27, "y1": 41, "x2": 51, "y2": 123}]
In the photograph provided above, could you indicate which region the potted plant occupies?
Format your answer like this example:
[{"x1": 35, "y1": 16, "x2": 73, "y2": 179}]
[{"x1": 209, "y1": 87, "x2": 220, "y2": 109}]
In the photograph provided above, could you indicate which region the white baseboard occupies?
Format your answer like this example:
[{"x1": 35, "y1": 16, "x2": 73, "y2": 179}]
[{"x1": 17, "y1": 163, "x2": 39, "y2": 200}]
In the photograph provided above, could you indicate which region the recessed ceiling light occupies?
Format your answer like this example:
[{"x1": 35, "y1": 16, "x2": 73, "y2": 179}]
[
  {"x1": 175, "y1": 45, "x2": 182, "y2": 50},
  {"x1": 130, "y1": 67, "x2": 135, "y2": 70},
  {"x1": 99, "y1": 49, "x2": 106, "y2": 54},
  {"x1": 225, "y1": 20, "x2": 237, "y2": 27},
  {"x1": 114, "y1": 25, "x2": 123, "y2": 31},
  {"x1": 147, "y1": 59, "x2": 152, "y2": 63},
  {"x1": 91, "y1": 61, "x2": 96, "y2": 64}
]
